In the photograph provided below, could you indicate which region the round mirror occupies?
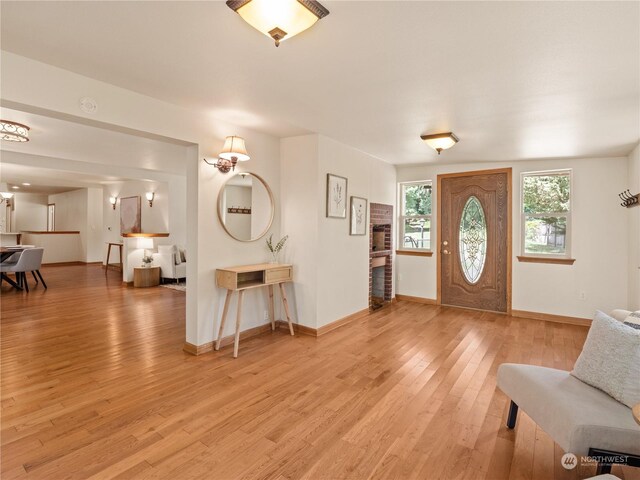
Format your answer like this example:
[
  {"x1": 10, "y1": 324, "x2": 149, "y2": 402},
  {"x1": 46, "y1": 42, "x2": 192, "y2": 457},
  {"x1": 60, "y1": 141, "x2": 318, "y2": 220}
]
[{"x1": 218, "y1": 172, "x2": 274, "y2": 242}]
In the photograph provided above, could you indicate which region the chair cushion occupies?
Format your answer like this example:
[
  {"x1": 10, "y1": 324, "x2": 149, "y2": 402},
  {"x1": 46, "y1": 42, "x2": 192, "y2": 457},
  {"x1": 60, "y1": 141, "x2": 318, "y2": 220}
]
[
  {"x1": 623, "y1": 311, "x2": 640, "y2": 330},
  {"x1": 497, "y1": 364, "x2": 640, "y2": 456},
  {"x1": 572, "y1": 311, "x2": 640, "y2": 408},
  {"x1": 175, "y1": 263, "x2": 186, "y2": 278}
]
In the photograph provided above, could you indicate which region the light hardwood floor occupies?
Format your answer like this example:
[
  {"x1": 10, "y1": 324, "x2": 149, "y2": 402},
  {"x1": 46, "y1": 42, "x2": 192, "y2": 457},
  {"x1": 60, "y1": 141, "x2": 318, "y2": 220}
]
[{"x1": 1, "y1": 264, "x2": 637, "y2": 480}]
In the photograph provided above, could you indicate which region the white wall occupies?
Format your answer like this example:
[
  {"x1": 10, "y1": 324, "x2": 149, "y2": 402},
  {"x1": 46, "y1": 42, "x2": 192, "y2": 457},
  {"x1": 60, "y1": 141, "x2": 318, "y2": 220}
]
[
  {"x1": 316, "y1": 136, "x2": 396, "y2": 328},
  {"x1": 48, "y1": 188, "x2": 102, "y2": 262},
  {"x1": 281, "y1": 135, "x2": 320, "y2": 328},
  {"x1": 11, "y1": 192, "x2": 48, "y2": 231},
  {"x1": 396, "y1": 156, "x2": 630, "y2": 319},
  {"x1": 280, "y1": 134, "x2": 396, "y2": 329},
  {"x1": 103, "y1": 181, "x2": 170, "y2": 246},
  {"x1": 628, "y1": 144, "x2": 640, "y2": 310}
]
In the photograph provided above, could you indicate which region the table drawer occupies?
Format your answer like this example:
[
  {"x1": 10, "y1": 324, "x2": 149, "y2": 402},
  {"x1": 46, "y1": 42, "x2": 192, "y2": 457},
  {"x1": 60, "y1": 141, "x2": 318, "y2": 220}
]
[{"x1": 265, "y1": 267, "x2": 292, "y2": 284}]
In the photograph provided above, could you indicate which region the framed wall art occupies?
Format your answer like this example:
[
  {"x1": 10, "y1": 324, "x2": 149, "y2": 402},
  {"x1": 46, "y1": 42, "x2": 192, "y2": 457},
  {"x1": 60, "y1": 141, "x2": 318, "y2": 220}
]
[
  {"x1": 120, "y1": 196, "x2": 141, "y2": 234},
  {"x1": 350, "y1": 196, "x2": 367, "y2": 235},
  {"x1": 326, "y1": 173, "x2": 348, "y2": 218}
]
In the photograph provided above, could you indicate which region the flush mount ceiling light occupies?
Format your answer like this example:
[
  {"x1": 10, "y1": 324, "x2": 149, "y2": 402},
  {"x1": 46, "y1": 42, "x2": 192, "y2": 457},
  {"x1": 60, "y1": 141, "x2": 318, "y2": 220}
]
[
  {"x1": 226, "y1": 0, "x2": 329, "y2": 47},
  {"x1": 0, "y1": 120, "x2": 30, "y2": 142},
  {"x1": 204, "y1": 136, "x2": 250, "y2": 174},
  {"x1": 421, "y1": 132, "x2": 459, "y2": 155}
]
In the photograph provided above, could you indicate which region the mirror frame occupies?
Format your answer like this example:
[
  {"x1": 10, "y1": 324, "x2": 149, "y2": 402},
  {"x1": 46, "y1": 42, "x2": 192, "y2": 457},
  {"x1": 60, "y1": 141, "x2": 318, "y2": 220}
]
[{"x1": 217, "y1": 172, "x2": 275, "y2": 242}]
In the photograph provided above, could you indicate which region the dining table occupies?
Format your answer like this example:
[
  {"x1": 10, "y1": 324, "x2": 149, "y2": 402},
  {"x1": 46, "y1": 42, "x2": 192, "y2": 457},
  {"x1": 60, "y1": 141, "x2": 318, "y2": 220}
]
[{"x1": 0, "y1": 246, "x2": 28, "y2": 290}]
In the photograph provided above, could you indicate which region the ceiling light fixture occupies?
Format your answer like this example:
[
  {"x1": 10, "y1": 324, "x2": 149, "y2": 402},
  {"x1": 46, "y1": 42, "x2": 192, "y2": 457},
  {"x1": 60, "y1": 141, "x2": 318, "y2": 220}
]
[
  {"x1": 11, "y1": 186, "x2": 19, "y2": 190},
  {"x1": 421, "y1": 132, "x2": 459, "y2": 155},
  {"x1": 21, "y1": 183, "x2": 31, "y2": 186},
  {"x1": 226, "y1": 0, "x2": 329, "y2": 47},
  {"x1": 204, "y1": 136, "x2": 250, "y2": 174},
  {"x1": 0, "y1": 120, "x2": 30, "y2": 142}
]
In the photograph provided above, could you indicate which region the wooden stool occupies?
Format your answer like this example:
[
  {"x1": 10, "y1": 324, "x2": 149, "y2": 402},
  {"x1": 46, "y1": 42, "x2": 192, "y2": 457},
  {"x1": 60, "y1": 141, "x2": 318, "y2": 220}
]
[{"x1": 105, "y1": 242, "x2": 123, "y2": 273}]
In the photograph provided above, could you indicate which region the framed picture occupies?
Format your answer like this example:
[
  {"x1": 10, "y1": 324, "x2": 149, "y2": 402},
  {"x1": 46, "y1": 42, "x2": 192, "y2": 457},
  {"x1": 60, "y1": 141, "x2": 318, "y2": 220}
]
[
  {"x1": 350, "y1": 196, "x2": 368, "y2": 235},
  {"x1": 120, "y1": 196, "x2": 141, "y2": 234},
  {"x1": 326, "y1": 174, "x2": 348, "y2": 218}
]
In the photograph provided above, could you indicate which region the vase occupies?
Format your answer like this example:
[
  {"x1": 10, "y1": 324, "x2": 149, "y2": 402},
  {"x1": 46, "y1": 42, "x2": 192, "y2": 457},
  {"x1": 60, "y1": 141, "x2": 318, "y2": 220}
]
[{"x1": 269, "y1": 252, "x2": 279, "y2": 264}]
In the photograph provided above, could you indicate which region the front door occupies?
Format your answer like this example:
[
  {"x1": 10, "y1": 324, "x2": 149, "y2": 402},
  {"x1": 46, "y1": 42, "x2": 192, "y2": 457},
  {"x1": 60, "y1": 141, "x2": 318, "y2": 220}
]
[{"x1": 438, "y1": 169, "x2": 511, "y2": 313}]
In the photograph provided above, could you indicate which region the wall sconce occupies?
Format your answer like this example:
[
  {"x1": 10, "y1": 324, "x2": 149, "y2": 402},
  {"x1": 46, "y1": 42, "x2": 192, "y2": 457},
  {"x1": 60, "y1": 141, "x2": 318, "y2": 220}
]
[
  {"x1": 203, "y1": 136, "x2": 250, "y2": 174},
  {"x1": 109, "y1": 196, "x2": 117, "y2": 210},
  {"x1": 146, "y1": 192, "x2": 155, "y2": 207},
  {"x1": 0, "y1": 183, "x2": 14, "y2": 204}
]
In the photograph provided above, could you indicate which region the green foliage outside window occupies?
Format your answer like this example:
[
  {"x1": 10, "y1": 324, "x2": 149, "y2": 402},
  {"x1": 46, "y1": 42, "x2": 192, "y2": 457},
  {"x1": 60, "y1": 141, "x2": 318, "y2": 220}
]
[
  {"x1": 522, "y1": 173, "x2": 570, "y2": 255},
  {"x1": 523, "y1": 174, "x2": 570, "y2": 214},
  {"x1": 403, "y1": 184, "x2": 432, "y2": 215}
]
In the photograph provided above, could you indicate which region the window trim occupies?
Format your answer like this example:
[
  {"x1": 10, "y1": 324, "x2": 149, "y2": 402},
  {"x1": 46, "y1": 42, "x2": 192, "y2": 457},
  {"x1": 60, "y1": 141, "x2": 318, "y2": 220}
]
[
  {"x1": 520, "y1": 169, "x2": 572, "y2": 260},
  {"x1": 398, "y1": 180, "x2": 433, "y2": 253}
]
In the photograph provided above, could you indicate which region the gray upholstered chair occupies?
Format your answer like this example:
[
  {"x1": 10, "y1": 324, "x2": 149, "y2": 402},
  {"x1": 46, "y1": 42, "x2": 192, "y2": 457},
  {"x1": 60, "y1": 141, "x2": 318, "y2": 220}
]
[
  {"x1": 0, "y1": 248, "x2": 46, "y2": 292},
  {"x1": 498, "y1": 309, "x2": 640, "y2": 476},
  {"x1": 498, "y1": 363, "x2": 640, "y2": 474}
]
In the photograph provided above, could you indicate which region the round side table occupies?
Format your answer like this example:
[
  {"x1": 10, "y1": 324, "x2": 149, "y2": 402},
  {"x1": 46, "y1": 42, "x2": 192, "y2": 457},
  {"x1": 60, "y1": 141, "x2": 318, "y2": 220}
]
[{"x1": 133, "y1": 266, "x2": 160, "y2": 288}]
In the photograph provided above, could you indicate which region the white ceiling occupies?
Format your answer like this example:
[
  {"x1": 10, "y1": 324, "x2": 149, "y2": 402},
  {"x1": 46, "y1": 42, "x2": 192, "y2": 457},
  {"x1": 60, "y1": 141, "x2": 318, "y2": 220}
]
[
  {"x1": 1, "y1": 1, "x2": 638, "y2": 165},
  {"x1": 0, "y1": 162, "x2": 127, "y2": 195},
  {"x1": 0, "y1": 108, "x2": 189, "y2": 175}
]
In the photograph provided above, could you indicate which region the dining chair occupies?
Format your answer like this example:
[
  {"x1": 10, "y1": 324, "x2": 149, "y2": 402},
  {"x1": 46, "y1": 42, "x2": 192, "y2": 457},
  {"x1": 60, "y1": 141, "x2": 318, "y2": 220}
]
[{"x1": 0, "y1": 248, "x2": 46, "y2": 292}]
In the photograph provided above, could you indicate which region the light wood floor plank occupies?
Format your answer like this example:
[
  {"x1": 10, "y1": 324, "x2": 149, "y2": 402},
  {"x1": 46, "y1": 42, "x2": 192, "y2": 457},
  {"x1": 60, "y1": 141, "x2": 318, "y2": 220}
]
[{"x1": 3, "y1": 265, "x2": 635, "y2": 479}]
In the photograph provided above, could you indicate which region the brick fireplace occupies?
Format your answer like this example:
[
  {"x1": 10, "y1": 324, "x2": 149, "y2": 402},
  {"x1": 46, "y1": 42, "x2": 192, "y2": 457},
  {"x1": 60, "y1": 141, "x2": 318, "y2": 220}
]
[{"x1": 369, "y1": 203, "x2": 393, "y2": 310}]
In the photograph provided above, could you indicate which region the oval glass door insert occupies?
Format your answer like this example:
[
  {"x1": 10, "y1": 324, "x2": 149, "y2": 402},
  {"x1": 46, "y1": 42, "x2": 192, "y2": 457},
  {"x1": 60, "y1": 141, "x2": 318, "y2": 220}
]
[{"x1": 459, "y1": 196, "x2": 487, "y2": 284}]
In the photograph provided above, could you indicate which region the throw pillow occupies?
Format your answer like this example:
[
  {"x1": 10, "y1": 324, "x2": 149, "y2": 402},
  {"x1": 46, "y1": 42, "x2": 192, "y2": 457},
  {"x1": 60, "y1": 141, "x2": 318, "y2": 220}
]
[
  {"x1": 180, "y1": 248, "x2": 186, "y2": 263},
  {"x1": 571, "y1": 311, "x2": 640, "y2": 408},
  {"x1": 624, "y1": 311, "x2": 640, "y2": 330},
  {"x1": 174, "y1": 250, "x2": 182, "y2": 265}
]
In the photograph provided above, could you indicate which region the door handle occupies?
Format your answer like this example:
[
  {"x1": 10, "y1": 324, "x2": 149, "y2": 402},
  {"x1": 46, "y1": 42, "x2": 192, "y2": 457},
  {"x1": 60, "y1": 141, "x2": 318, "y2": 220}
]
[{"x1": 442, "y1": 249, "x2": 451, "y2": 255}]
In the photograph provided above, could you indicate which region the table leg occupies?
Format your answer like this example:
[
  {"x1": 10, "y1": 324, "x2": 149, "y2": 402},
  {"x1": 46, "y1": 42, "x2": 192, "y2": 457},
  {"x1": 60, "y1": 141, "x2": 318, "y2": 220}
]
[
  {"x1": 268, "y1": 284, "x2": 275, "y2": 331},
  {"x1": 279, "y1": 283, "x2": 295, "y2": 336},
  {"x1": 1, "y1": 273, "x2": 22, "y2": 290},
  {"x1": 118, "y1": 244, "x2": 123, "y2": 272},
  {"x1": 105, "y1": 244, "x2": 112, "y2": 273},
  {"x1": 233, "y1": 290, "x2": 245, "y2": 358},
  {"x1": 215, "y1": 290, "x2": 233, "y2": 351}
]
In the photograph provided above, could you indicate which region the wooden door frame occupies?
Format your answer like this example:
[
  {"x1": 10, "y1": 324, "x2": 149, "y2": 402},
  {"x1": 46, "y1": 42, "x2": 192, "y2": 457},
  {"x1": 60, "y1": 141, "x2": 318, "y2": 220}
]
[{"x1": 436, "y1": 168, "x2": 512, "y2": 314}]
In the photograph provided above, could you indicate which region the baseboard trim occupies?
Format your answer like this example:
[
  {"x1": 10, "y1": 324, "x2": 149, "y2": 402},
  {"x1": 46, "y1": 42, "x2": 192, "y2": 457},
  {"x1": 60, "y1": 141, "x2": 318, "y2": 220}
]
[
  {"x1": 395, "y1": 294, "x2": 437, "y2": 305},
  {"x1": 183, "y1": 341, "x2": 213, "y2": 356},
  {"x1": 276, "y1": 320, "x2": 316, "y2": 336},
  {"x1": 276, "y1": 307, "x2": 371, "y2": 338},
  {"x1": 317, "y1": 308, "x2": 370, "y2": 336},
  {"x1": 184, "y1": 307, "x2": 381, "y2": 354},
  {"x1": 394, "y1": 296, "x2": 590, "y2": 326},
  {"x1": 511, "y1": 309, "x2": 591, "y2": 326},
  {"x1": 183, "y1": 322, "x2": 274, "y2": 356},
  {"x1": 42, "y1": 261, "x2": 98, "y2": 266}
]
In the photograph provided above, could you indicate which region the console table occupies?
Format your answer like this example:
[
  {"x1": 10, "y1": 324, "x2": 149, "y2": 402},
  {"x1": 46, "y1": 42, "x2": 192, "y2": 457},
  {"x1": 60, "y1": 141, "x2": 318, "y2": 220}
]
[{"x1": 215, "y1": 263, "x2": 295, "y2": 358}]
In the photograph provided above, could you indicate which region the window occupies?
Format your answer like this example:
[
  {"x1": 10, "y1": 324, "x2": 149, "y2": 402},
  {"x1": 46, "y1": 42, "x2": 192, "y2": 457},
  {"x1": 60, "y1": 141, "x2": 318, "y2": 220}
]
[
  {"x1": 521, "y1": 170, "x2": 571, "y2": 257},
  {"x1": 399, "y1": 181, "x2": 432, "y2": 250}
]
